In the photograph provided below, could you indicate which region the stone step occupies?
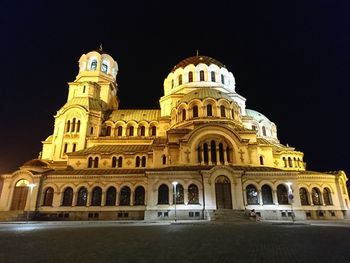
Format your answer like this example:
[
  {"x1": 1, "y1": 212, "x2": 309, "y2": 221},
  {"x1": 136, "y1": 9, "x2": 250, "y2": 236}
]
[{"x1": 209, "y1": 210, "x2": 250, "y2": 222}]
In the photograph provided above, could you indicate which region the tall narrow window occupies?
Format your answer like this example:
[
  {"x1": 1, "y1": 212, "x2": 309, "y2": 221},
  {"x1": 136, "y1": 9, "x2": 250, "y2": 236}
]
[
  {"x1": 299, "y1": 188, "x2": 309, "y2": 205},
  {"x1": 76, "y1": 187, "x2": 88, "y2": 206},
  {"x1": 246, "y1": 185, "x2": 259, "y2": 204},
  {"x1": 200, "y1": 70, "x2": 204, "y2": 81},
  {"x1": 162, "y1": 155, "x2": 166, "y2": 165},
  {"x1": 207, "y1": 104, "x2": 212, "y2": 116},
  {"x1": 288, "y1": 157, "x2": 293, "y2": 167},
  {"x1": 101, "y1": 63, "x2": 108, "y2": 73},
  {"x1": 62, "y1": 187, "x2": 73, "y2": 206},
  {"x1": 72, "y1": 143, "x2": 76, "y2": 152},
  {"x1": 120, "y1": 186, "x2": 131, "y2": 206},
  {"x1": 43, "y1": 187, "x2": 54, "y2": 206},
  {"x1": 178, "y1": 74, "x2": 182, "y2": 85},
  {"x1": 135, "y1": 156, "x2": 140, "y2": 167},
  {"x1": 118, "y1": 156, "x2": 123, "y2": 168},
  {"x1": 140, "y1": 126, "x2": 145, "y2": 136},
  {"x1": 182, "y1": 109, "x2": 186, "y2": 121},
  {"x1": 193, "y1": 105, "x2": 198, "y2": 118},
  {"x1": 112, "y1": 156, "x2": 117, "y2": 168},
  {"x1": 88, "y1": 157, "x2": 93, "y2": 168},
  {"x1": 262, "y1": 185, "x2": 273, "y2": 204},
  {"x1": 129, "y1": 126, "x2": 134, "y2": 136},
  {"x1": 72, "y1": 118, "x2": 76, "y2": 132},
  {"x1": 211, "y1": 71, "x2": 216, "y2": 82},
  {"x1": 188, "y1": 71, "x2": 193, "y2": 82},
  {"x1": 262, "y1": 126, "x2": 266, "y2": 136},
  {"x1": 63, "y1": 143, "x2": 68, "y2": 154},
  {"x1": 283, "y1": 157, "x2": 287, "y2": 167},
  {"x1": 221, "y1": 74, "x2": 225, "y2": 84},
  {"x1": 277, "y1": 185, "x2": 288, "y2": 204},
  {"x1": 141, "y1": 156, "x2": 146, "y2": 167},
  {"x1": 259, "y1": 156, "x2": 264, "y2": 165},
  {"x1": 76, "y1": 120, "x2": 80, "y2": 133},
  {"x1": 323, "y1": 188, "x2": 332, "y2": 205},
  {"x1": 90, "y1": 127, "x2": 94, "y2": 135},
  {"x1": 151, "y1": 126, "x2": 157, "y2": 136},
  {"x1": 66, "y1": 120, "x2": 71, "y2": 132},
  {"x1": 312, "y1": 187, "x2": 322, "y2": 205},
  {"x1": 158, "y1": 184, "x2": 169, "y2": 204},
  {"x1": 134, "y1": 186, "x2": 145, "y2": 205},
  {"x1": 90, "y1": 60, "x2": 97, "y2": 70},
  {"x1": 106, "y1": 126, "x2": 111, "y2": 136},
  {"x1": 105, "y1": 187, "x2": 116, "y2": 206},
  {"x1": 203, "y1": 143, "x2": 209, "y2": 164},
  {"x1": 210, "y1": 140, "x2": 216, "y2": 164},
  {"x1": 171, "y1": 79, "x2": 174, "y2": 88},
  {"x1": 188, "y1": 184, "x2": 199, "y2": 204},
  {"x1": 220, "y1": 105, "x2": 226, "y2": 117},
  {"x1": 117, "y1": 126, "x2": 123, "y2": 136},
  {"x1": 91, "y1": 187, "x2": 102, "y2": 206},
  {"x1": 174, "y1": 184, "x2": 184, "y2": 204},
  {"x1": 94, "y1": 157, "x2": 99, "y2": 168},
  {"x1": 219, "y1": 143, "x2": 224, "y2": 163}
]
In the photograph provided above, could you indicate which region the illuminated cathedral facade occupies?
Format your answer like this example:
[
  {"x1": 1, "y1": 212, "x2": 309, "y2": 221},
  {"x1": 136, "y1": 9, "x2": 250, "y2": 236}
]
[{"x1": 0, "y1": 49, "x2": 348, "y2": 221}]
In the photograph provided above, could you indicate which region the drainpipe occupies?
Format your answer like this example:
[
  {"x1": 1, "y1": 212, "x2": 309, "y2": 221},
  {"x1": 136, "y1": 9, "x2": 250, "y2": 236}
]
[{"x1": 200, "y1": 171, "x2": 206, "y2": 220}]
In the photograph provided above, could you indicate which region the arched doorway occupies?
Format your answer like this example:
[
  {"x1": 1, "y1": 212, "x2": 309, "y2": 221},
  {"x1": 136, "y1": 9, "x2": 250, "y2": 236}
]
[
  {"x1": 215, "y1": 175, "x2": 232, "y2": 209},
  {"x1": 10, "y1": 179, "x2": 29, "y2": 210}
]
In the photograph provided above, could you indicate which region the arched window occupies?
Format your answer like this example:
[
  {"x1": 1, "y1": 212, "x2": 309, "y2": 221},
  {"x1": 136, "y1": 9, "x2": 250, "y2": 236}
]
[
  {"x1": 88, "y1": 157, "x2": 93, "y2": 168},
  {"x1": 283, "y1": 157, "x2": 287, "y2": 167},
  {"x1": 66, "y1": 120, "x2": 71, "y2": 132},
  {"x1": 277, "y1": 184, "x2": 288, "y2": 204},
  {"x1": 200, "y1": 70, "x2": 204, "y2": 81},
  {"x1": 262, "y1": 126, "x2": 266, "y2": 136},
  {"x1": 312, "y1": 187, "x2": 322, "y2": 205},
  {"x1": 120, "y1": 186, "x2": 131, "y2": 206},
  {"x1": 259, "y1": 156, "x2": 264, "y2": 165},
  {"x1": 93, "y1": 157, "x2": 99, "y2": 168},
  {"x1": 262, "y1": 185, "x2": 273, "y2": 204},
  {"x1": 158, "y1": 184, "x2": 169, "y2": 204},
  {"x1": 118, "y1": 156, "x2": 123, "y2": 168},
  {"x1": 140, "y1": 126, "x2": 145, "y2": 136},
  {"x1": 226, "y1": 146, "x2": 231, "y2": 163},
  {"x1": 112, "y1": 156, "x2": 117, "y2": 168},
  {"x1": 72, "y1": 143, "x2": 76, "y2": 152},
  {"x1": 76, "y1": 187, "x2": 88, "y2": 206},
  {"x1": 105, "y1": 187, "x2": 116, "y2": 206},
  {"x1": 220, "y1": 105, "x2": 226, "y2": 117},
  {"x1": 91, "y1": 187, "x2": 102, "y2": 206},
  {"x1": 90, "y1": 60, "x2": 97, "y2": 70},
  {"x1": 151, "y1": 126, "x2": 157, "y2": 136},
  {"x1": 323, "y1": 188, "x2": 332, "y2": 205},
  {"x1": 171, "y1": 79, "x2": 174, "y2": 88},
  {"x1": 101, "y1": 62, "x2": 108, "y2": 73},
  {"x1": 129, "y1": 126, "x2": 134, "y2": 136},
  {"x1": 188, "y1": 71, "x2": 193, "y2": 82},
  {"x1": 174, "y1": 184, "x2": 184, "y2": 204},
  {"x1": 43, "y1": 187, "x2": 54, "y2": 206},
  {"x1": 117, "y1": 126, "x2": 123, "y2": 136},
  {"x1": 134, "y1": 186, "x2": 145, "y2": 205},
  {"x1": 72, "y1": 118, "x2": 76, "y2": 132},
  {"x1": 211, "y1": 71, "x2": 216, "y2": 82},
  {"x1": 178, "y1": 74, "x2": 182, "y2": 85},
  {"x1": 62, "y1": 187, "x2": 73, "y2": 206},
  {"x1": 297, "y1": 158, "x2": 301, "y2": 167},
  {"x1": 63, "y1": 143, "x2": 68, "y2": 154},
  {"x1": 207, "y1": 104, "x2": 212, "y2": 116},
  {"x1": 293, "y1": 157, "x2": 297, "y2": 167},
  {"x1": 192, "y1": 105, "x2": 198, "y2": 118},
  {"x1": 288, "y1": 157, "x2": 293, "y2": 167},
  {"x1": 162, "y1": 155, "x2": 166, "y2": 165},
  {"x1": 135, "y1": 156, "x2": 140, "y2": 167},
  {"x1": 141, "y1": 156, "x2": 146, "y2": 167},
  {"x1": 106, "y1": 126, "x2": 111, "y2": 136},
  {"x1": 219, "y1": 143, "x2": 224, "y2": 163},
  {"x1": 221, "y1": 74, "x2": 224, "y2": 84},
  {"x1": 210, "y1": 140, "x2": 216, "y2": 164},
  {"x1": 182, "y1": 109, "x2": 186, "y2": 121},
  {"x1": 203, "y1": 143, "x2": 209, "y2": 164},
  {"x1": 188, "y1": 184, "x2": 199, "y2": 204},
  {"x1": 231, "y1": 109, "x2": 235, "y2": 119},
  {"x1": 246, "y1": 184, "x2": 259, "y2": 205},
  {"x1": 299, "y1": 188, "x2": 309, "y2": 205}
]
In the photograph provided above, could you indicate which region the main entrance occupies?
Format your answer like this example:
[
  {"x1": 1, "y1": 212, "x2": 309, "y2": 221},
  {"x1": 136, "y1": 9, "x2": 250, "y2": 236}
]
[
  {"x1": 215, "y1": 175, "x2": 232, "y2": 209},
  {"x1": 10, "y1": 179, "x2": 29, "y2": 210}
]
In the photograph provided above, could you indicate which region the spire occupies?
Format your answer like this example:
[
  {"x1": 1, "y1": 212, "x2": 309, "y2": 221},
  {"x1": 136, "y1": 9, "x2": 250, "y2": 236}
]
[{"x1": 99, "y1": 44, "x2": 103, "y2": 52}]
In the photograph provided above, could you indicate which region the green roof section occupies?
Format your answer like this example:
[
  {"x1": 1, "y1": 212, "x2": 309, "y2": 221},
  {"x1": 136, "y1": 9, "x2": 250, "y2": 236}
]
[
  {"x1": 62, "y1": 97, "x2": 106, "y2": 111},
  {"x1": 177, "y1": 88, "x2": 233, "y2": 105},
  {"x1": 69, "y1": 144, "x2": 153, "y2": 156},
  {"x1": 110, "y1": 109, "x2": 161, "y2": 122},
  {"x1": 245, "y1": 109, "x2": 271, "y2": 123},
  {"x1": 172, "y1": 56, "x2": 225, "y2": 72}
]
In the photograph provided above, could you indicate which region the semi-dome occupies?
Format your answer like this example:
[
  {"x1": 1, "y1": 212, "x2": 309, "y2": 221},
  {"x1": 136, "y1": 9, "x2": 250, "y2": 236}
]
[
  {"x1": 177, "y1": 88, "x2": 233, "y2": 105},
  {"x1": 172, "y1": 55, "x2": 225, "y2": 72},
  {"x1": 22, "y1": 159, "x2": 50, "y2": 168}
]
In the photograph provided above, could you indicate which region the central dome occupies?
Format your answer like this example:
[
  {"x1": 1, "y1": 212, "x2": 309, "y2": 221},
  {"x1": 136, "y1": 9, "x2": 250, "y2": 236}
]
[{"x1": 172, "y1": 55, "x2": 225, "y2": 72}]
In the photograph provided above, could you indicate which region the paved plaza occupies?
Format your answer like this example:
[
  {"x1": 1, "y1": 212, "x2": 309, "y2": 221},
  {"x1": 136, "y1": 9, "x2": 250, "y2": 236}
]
[{"x1": 0, "y1": 221, "x2": 349, "y2": 263}]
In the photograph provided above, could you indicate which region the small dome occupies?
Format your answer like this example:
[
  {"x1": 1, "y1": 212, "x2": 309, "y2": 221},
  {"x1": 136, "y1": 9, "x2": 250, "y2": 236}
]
[
  {"x1": 245, "y1": 109, "x2": 271, "y2": 123},
  {"x1": 172, "y1": 55, "x2": 225, "y2": 72},
  {"x1": 22, "y1": 159, "x2": 50, "y2": 168},
  {"x1": 178, "y1": 88, "x2": 232, "y2": 105}
]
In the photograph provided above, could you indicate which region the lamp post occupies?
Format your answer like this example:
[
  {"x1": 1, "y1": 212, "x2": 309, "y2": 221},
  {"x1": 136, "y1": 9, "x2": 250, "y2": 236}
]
[
  {"x1": 172, "y1": 181, "x2": 178, "y2": 222},
  {"x1": 27, "y1": 183, "x2": 36, "y2": 222},
  {"x1": 286, "y1": 182, "x2": 295, "y2": 222}
]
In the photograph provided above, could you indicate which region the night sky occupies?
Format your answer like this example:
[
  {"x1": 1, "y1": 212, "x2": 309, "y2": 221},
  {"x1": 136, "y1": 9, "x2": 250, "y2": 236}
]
[{"x1": 0, "y1": 1, "x2": 349, "y2": 178}]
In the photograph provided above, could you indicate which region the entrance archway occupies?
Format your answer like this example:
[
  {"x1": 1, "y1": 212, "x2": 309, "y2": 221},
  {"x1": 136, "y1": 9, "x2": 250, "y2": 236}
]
[
  {"x1": 10, "y1": 179, "x2": 29, "y2": 211},
  {"x1": 215, "y1": 175, "x2": 232, "y2": 209}
]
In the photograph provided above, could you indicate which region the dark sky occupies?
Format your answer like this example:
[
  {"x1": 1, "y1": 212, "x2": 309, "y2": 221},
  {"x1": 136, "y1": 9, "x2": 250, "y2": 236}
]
[{"x1": 0, "y1": 0, "x2": 349, "y2": 178}]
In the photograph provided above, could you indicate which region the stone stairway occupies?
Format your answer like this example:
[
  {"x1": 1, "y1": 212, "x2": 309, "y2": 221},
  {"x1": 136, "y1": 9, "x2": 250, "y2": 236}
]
[
  {"x1": 0, "y1": 211, "x2": 26, "y2": 221},
  {"x1": 209, "y1": 209, "x2": 250, "y2": 222}
]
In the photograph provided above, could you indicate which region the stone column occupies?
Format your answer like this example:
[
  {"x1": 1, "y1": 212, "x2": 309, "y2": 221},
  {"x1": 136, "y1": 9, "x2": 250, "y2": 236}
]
[
  {"x1": 259, "y1": 190, "x2": 263, "y2": 205},
  {"x1": 224, "y1": 150, "x2": 228, "y2": 165},
  {"x1": 86, "y1": 191, "x2": 92, "y2": 206},
  {"x1": 273, "y1": 190, "x2": 279, "y2": 205},
  {"x1": 201, "y1": 149, "x2": 205, "y2": 165},
  {"x1": 101, "y1": 191, "x2": 106, "y2": 206},
  {"x1": 216, "y1": 147, "x2": 220, "y2": 165},
  {"x1": 208, "y1": 148, "x2": 212, "y2": 165},
  {"x1": 130, "y1": 191, "x2": 134, "y2": 206}
]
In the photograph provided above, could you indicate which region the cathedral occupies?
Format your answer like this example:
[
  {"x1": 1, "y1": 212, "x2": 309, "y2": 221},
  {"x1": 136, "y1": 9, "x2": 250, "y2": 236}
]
[{"x1": 0, "y1": 49, "x2": 348, "y2": 221}]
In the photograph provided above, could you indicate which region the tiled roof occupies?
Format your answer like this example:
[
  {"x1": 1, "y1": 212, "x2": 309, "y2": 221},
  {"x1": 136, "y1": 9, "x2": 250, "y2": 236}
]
[
  {"x1": 109, "y1": 109, "x2": 161, "y2": 122},
  {"x1": 68, "y1": 144, "x2": 152, "y2": 156},
  {"x1": 48, "y1": 168, "x2": 146, "y2": 175},
  {"x1": 172, "y1": 56, "x2": 225, "y2": 72},
  {"x1": 62, "y1": 97, "x2": 106, "y2": 111}
]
